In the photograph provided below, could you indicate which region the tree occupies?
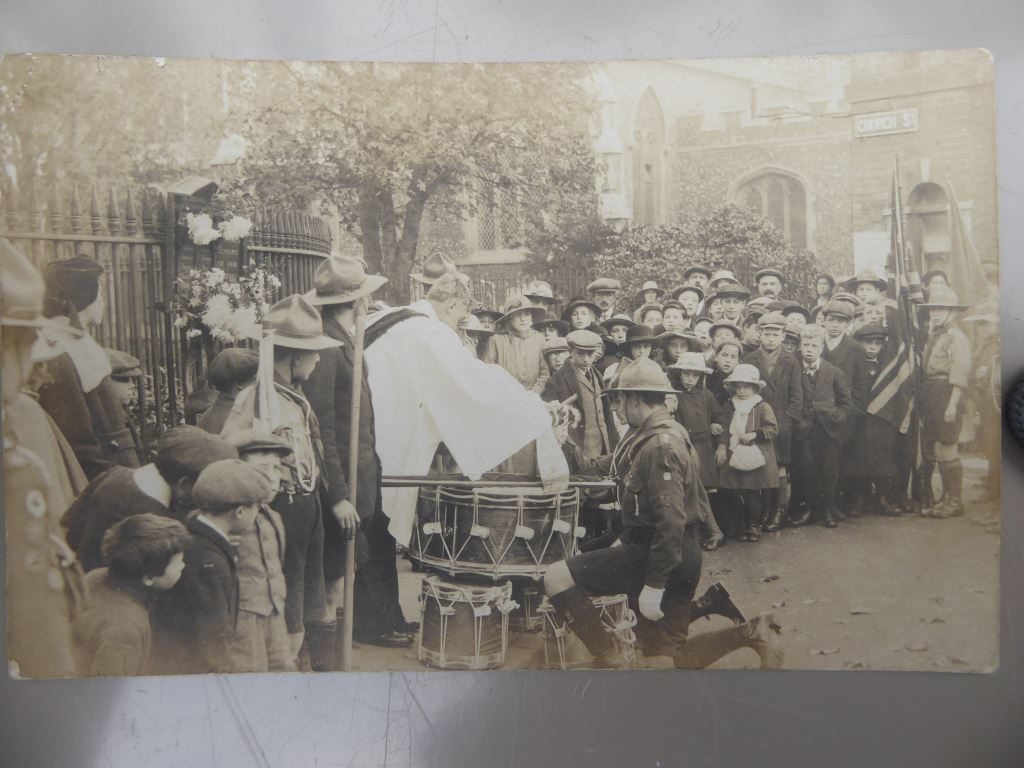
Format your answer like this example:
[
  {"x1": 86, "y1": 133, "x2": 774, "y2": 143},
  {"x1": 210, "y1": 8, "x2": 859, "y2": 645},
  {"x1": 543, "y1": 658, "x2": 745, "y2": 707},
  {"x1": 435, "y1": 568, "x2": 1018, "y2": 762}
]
[
  {"x1": 590, "y1": 205, "x2": 819, "y2": 310},
  {"x1": 226, "y1": 61, "x2": 600, "y2": 303}
]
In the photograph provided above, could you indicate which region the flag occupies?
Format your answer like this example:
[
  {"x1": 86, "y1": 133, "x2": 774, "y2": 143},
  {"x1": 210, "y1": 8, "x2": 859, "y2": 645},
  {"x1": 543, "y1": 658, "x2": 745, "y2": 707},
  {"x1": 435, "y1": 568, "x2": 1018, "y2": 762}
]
[
  {"x1": 946, "y1": 177, "x2": 992, "y2": 308},
  {"x1": 867, "y1": 157, "x2": 919, "y2": 433}
]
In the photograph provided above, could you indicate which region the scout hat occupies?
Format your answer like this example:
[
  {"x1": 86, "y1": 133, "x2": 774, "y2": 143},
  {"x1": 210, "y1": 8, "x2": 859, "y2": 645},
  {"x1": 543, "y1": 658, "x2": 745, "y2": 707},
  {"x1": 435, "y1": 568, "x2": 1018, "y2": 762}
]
[
  {"x1": 604, "y1": 313, "x2": 636, "y2": 329},
  {"x1": 154, "y1": 425, "x2": 238, "y2": 481},
  {"x1": 561, "y1": 297, "x2": 601, "y2": 322},
  {"x1": 43, "y1": 254, "x2": 105, "y2": 313},
  {"x1": 603, "y1": 357, "x2": 677, "y2": 395},
  {"x1": 708, "y1": 320, "x2": 743, "y2": 339},
  {"x1": 262, "y1": 294, "x2": 343, "y2": 350},
  {"x1": 671, "y1": 285, "x2": 704, "y2": 303},
  {"x1": 225, "y1": 429, "x2": 294, "y2": 456},
  {"x1": 619, "y1": 324, "x2": 657, "y2": 349},
  {"x1": 843, "y1": 269, "x2": 888, "y2": 293},
  {"x1": 1, "y1": 239, "x2": 83, "y2": 338},
  {"x1": 724, "y1": 363, "x2": 767, "y2": 389},
  {"x1": 683, "y1": 265, "x2": 713, "y2": 281},
  {"x1": 635, "y1": 280, "x2": 665, "y2": 301},
  {"x1": 853, "y1": 323, "x2": 888, "y2": 341},
  {"x1": 753, "y1": 268, "x2": 785, "y2": 285},
  {"x1": 565, "y1": 329, "x2": 604, "y2": 351},
  {"x1": 498, "y1": 294, "x2": 544, "y2": 324},
  {"x1": 542, "y1": 336, "x2": 570, "y2": 356},
  {"x1": 461, "y1": 313, "x2": 493, "y2": 337},
  {"x1": 757, "y1": 311, "x2": 788, "y2": 331},
  {"x1": 207, "y1": 347, "x2": 261, "y2": 389},
  {"x1": 532, "y1": 311, "x2": 569, "y2": 336},
  {"x1": 411, "y1": 251, "x2": 458, "y2": 285},
  {"x1": 586, "y1": 277, "x2": 622, "y2": 293},
  {"x1": 305, "y1": 255, "x2": 388, "y2": 306},
  {"x1": 524, "y1": 280, "x2": 560, "y2": 303},
  {"x1": 920, "y1": 285, "x2": 968, "y2": 311},
  {"x1": 193, "y1": 458, "x2": 274, "y2": 512},
  {"x1": 670, "y1": 351, "x2": 713, "y2": 374},
  {"x1": 106, "y1": 348, "x2": 142, "y2": 380}
]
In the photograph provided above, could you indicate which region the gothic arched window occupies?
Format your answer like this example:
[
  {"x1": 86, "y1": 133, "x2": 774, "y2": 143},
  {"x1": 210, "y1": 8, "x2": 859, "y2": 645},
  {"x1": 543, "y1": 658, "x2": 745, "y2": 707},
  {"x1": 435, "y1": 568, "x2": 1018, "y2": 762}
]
[
  {"x1": 734, "y1": 171, "x2": 809, "y2": 250},
  {"x1": 632, "y1": 88, "x2": 665, "y2": 228}
]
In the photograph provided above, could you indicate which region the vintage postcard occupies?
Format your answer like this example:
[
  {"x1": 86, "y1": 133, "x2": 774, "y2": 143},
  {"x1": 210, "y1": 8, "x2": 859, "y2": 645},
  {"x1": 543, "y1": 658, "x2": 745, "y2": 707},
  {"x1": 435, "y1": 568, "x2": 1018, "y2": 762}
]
[{"x1": 1, "y1": 50, "x2": 998, "y2": 677}]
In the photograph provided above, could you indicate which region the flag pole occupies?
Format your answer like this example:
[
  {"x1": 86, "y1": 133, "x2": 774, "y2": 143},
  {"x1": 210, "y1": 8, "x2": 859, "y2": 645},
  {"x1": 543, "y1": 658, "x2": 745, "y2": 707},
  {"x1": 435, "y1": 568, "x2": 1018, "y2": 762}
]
[{"x1": 340, "y1": 302, "x2": 366, "y2": 672}]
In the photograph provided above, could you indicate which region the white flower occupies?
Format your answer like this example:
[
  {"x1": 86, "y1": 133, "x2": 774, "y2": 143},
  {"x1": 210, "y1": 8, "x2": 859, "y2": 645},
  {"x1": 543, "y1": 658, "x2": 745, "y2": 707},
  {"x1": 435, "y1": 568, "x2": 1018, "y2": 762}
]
[
  {"x1": 186, "y1": 328, "x2": 202, "y2": 339},
  {"x1": 218, "y1": 215, "x2": 253, "y2": 242},
  {"x1": 186, "y1": 213, "x2": 222, "y2": 246},
  {"x1": 269, "y1": 274, "x2": 282, "y2": 289},
  {"x1": 202, "y1": 293, "x2": 233, "y2": 331},
  {"x1": 206, "y1": 267, "x2": 226, "y2": 286},
  {"x1": 174, "y1": 315, "x2": 188, "y2": 328},
  {"x1": 228, "y1": 305, "x2": 259, "y2": 340}
]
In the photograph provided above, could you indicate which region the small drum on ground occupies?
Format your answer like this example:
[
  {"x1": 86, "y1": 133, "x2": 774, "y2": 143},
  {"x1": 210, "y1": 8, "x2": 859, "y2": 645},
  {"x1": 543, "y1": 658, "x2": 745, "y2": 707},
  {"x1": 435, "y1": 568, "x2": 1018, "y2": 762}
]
[
  {"x1": 508, "y1": 581, "x2": 545, "y2": 633},
  {"x1": 418, "y1": 575, "x2": 517, "y2": 670},
  {"x1": 538, "y1": 594, "x2": 638, "y2": 670},
  {"x1": 411, "y1": 476, "x2": 583, "y2": 580}
]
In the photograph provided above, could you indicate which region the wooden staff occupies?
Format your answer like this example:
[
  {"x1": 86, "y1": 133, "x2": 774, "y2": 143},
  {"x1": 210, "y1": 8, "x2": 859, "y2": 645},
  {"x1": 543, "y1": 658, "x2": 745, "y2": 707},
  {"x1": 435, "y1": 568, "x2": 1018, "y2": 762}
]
[
  {"x1": 381, "y1": 476, "x2": 615, "y2": 490},
  {"x1": 340, "y1": 302, "x2": 366, "y2": 672}
]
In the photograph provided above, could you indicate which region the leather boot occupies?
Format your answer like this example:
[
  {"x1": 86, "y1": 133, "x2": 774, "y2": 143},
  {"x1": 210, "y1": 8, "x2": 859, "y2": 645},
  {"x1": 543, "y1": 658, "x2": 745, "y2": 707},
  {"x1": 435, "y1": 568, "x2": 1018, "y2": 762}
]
[
  {"x1": 762, "y1": 506, "x2": 785, "y2": 532},
  {"x1": 548, "y1": 587, "x2": 620, "y2": 667},
  {"x1": 817, "y1": 507, "x2": 838, "y2": 528},
  {"x1": 789, "y1": 505, "x2": 812, "y2": 527},
  {"x1": 690, "y1": 582, "x2": 746, "y2": 625},
  {"x1": 307, "y1": 621, "x2": 338, "y2": 672}
]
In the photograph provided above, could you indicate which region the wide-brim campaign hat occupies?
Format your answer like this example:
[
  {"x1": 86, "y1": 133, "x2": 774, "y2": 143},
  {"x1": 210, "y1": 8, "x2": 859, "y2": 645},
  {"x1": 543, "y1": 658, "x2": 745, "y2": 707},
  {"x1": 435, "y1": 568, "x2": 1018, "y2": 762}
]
[
  {"x1": 305, "y1": 255, "x2": 388, "y2": 306},
  {"x1": 603, "y1": 357, "x2": 677, "y2": 395},
  {"x1": 411, "y1": 251, "x2": 458, "y2": 284},
  {"x1": 670, "y1": 351, "x2": 713, "y2": 374},
  {"x1": 261, "y1": 294, "x2": 343, "y2": 351},
  {"x1": 920, "y1": 285, "x2": 968, "y2": 311},
  {"x1": 671, "y1": 285, "x2": 704, "y2": 303},
  {"x1": 498, "y1": 294, "x2": 544, "y2": 324},
  {"x1": 724, "y1": 363, "x2": 767, "y2": 389},
  {"x1": 561, "y1": 297, "x2": 602, "y2": 321},
  {"x1": 532, "y1": 311, "x2": 570, "y2": 335},
  {"x1": 635, "y1": 280, "x2": 665, "y2": 301},
  {"x1": 1, "y1": 239, "x2": 84, "y2": 338}
]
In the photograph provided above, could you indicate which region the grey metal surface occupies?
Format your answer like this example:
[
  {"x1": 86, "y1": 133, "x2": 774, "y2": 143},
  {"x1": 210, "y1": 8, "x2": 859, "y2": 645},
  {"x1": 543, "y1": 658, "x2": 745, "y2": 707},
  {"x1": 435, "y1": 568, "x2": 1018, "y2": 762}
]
[{"x1": 1, "y1": 1, "x2": 1023, "y2": 766}]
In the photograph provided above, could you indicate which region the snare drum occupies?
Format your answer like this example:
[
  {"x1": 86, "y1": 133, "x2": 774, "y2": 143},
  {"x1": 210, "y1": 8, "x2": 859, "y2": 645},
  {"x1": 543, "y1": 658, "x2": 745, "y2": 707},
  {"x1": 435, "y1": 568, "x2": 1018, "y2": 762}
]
[
  {"x1": 411, "y1": 480, "x2": 583, "y2": 579},
  {"x1": 508, "y1": 582, "x2": 545, "y2": 633},
  {"x1": 418, "y1": 576, "x2": 517, "y2": 670},
  {"x1": 538, "y1": 594, "x2": 638, "y2": 670}
]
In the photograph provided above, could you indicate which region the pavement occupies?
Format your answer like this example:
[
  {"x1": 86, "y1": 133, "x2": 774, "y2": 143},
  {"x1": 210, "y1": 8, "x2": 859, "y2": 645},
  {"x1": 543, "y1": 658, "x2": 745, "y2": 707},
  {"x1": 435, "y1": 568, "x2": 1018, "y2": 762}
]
[{"x1": 350, "y1": 457, "x2": 1000, "y2": 673}]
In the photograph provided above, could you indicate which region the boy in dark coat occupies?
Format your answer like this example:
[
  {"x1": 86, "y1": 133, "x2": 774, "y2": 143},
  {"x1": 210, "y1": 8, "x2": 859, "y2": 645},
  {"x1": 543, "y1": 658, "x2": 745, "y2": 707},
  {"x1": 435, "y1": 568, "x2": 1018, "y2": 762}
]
[
  {"x1": 73, "y1": 514, "x2": 189, "y2": 676},
  {"x1": 743, "y1": 312, "x2": 803, "y2": 530},
  {"x1": 153, "y1": 459, "x2": 271, "y2": 674},
  {"x1": 790, "y1": 325, "x2": 852, "y2": 528},
  {"x1": 197, "y1": 348, "x2": 260, "y2": 435}
]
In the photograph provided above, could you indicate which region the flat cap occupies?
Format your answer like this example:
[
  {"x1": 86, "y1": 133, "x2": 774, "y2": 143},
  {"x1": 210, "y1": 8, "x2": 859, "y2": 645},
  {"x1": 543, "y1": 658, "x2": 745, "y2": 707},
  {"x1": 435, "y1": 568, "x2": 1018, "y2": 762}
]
[
  {"x1": 193, "y1": 458, "x2": 274, "y2": 511},
  {"x1": 683, "y1": 265, "x2": 713, "y2": 279},
  {"x1": 823, "y1": 297, "x2": 855, "y2": 319},
  {"x1": 154, "y1": 425, "x2": 238, "y2": 480},
  {"x1": 757, "y1": 311, "x2": 788, "y2": 330},
  {"x1": 225, "y1": 429, "x2": 293, "y2": 456},
  {"x1": 566, "y1": 329, "x2": 604, "y2": 351},
  {"x1": 754, "y1": 268, "x2": 785, "y2": 284},
  {"x1": 106, "y1": 348, "x2": 142, "y2": 379},
  {"x1": 207, "y1": 347, "x2": 261, "y2": 390},
  {"x1": 853, "y1": 323, "x2": 889, "y2": 340},
  {"x1": 586, "y1": 277, "x2": 622, "y2": 292},
  {"x1": 542, "y1": 337, "x2": 570, "y2": 355}
]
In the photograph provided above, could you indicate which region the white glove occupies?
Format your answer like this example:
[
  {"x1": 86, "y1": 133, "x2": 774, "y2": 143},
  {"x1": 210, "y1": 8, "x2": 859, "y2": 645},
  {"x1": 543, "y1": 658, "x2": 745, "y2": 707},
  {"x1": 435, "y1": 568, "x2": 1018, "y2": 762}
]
[{"x1": 638, "y1": 585, "x2": 665, "y2": 622}]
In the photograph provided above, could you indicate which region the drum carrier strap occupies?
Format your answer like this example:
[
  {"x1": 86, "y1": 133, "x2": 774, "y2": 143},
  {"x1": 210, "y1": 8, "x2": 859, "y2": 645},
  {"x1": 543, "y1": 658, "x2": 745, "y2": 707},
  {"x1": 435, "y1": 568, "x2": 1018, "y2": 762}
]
[{"x1": 364, "y1": 309, "x2": 428, "y2": 348}]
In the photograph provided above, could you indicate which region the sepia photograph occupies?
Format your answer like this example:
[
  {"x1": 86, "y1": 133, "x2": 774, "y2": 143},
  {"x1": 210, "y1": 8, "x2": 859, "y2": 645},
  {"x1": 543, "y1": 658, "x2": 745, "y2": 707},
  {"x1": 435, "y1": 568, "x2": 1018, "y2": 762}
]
[{"x1": 0, "y1": 49, "x2": 999, "y2": 677}]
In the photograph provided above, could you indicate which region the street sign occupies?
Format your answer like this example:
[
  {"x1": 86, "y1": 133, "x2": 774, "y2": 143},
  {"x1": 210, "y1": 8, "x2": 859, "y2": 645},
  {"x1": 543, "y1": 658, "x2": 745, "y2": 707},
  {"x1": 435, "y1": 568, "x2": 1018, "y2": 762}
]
[{"x1": 854, "y1": 108, "x2": 919, "y2": 138}]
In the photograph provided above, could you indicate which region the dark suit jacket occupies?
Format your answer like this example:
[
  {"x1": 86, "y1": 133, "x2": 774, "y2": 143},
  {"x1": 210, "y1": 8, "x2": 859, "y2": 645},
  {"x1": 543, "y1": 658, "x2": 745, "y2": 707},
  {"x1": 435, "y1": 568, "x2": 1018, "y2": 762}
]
[
  {"x1": 542, "y1": 363, "x2": 618, "y2": 473},
  {"x1": 822, "y1": 335, "x2": 870, "y2": 417},
  {"x1": 796, "y1": 359, "x2": 852, "y2": 439},
  {"x1": 742, "y1": 348, "x2": 803, "y2": 465}
]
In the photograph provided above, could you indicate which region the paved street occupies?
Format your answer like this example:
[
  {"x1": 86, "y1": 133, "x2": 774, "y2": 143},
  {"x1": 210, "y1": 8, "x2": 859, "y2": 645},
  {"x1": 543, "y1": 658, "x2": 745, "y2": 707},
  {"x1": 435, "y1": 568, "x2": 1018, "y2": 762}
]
[{"x1": 351, "y1": 457, "x2": 999, "y2": 673}]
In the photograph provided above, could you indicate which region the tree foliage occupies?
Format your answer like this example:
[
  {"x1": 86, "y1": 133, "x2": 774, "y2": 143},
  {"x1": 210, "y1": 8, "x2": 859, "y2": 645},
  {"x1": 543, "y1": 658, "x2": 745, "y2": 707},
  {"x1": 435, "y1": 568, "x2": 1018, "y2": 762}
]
[{"x1": 588, "y1": 205, "x2": 819, "y2": 309}]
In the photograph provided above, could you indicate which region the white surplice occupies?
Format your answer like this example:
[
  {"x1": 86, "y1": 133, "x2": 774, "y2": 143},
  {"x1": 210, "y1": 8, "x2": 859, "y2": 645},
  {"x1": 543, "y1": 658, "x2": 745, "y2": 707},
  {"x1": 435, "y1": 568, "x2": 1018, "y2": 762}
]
[{"x1": 365, "y1": 300, "x2": 569, "y2": 545}]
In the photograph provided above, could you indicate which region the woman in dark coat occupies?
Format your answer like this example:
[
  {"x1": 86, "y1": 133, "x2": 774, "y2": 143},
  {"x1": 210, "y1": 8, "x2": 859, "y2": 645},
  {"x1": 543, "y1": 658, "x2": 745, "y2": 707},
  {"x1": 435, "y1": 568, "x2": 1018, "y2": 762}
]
[{"x1": 37, "y1": 255, "x2": 140, "y2": 479}]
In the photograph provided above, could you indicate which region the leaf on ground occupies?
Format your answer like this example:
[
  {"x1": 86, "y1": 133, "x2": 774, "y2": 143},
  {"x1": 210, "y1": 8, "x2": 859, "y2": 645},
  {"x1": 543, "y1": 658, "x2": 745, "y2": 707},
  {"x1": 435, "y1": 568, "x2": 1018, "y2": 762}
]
[
  {"x1": 770, "y1": 601, "x2": 786, "y2": 609},
  {"x1": 761, "y1": 574, "x2": 781, "y2": 583},
  {"x1": 849, "y1": 608, "x2": 872, "y2": 615},
  {"x1": 950, "y1": 657, "x2": 969, "y2": 665},
  {"x1": 809, "y1": 647, "x2": 840, "y2": 656},
  {"x1": 921, "y1": 617, "x2": 946, "y2": 625},
  {"x1": 904, "y1": 642, "x2": 930, "y2": 652},
  {"x1": 800, "y1": 598, "x2": 817, "y2": 605},
  {"x1": 834, "y1": 619, "x2": 848, "y2": 625},
  {"x1": 929, "y1": 596, "x2": 945, "y2": 605},
  {"x1": 843, "y1": 661, "x2": 868, "y2": 669},
  {"x1": 930, "y1": 656, "x2": 953, "y2": 668}
]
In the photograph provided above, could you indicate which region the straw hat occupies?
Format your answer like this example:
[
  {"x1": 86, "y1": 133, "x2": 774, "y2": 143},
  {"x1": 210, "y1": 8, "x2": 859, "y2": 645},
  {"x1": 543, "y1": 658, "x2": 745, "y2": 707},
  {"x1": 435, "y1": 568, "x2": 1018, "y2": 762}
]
[
  {"x1": 724, "y1": 363, "x2": 767, "y2": 389},
  {"x1": 305, "y1": 256, "x2": 388, "y2": 306},
  {"x1": 670, "y1": 351, "x2": 713, "y2": 374}
]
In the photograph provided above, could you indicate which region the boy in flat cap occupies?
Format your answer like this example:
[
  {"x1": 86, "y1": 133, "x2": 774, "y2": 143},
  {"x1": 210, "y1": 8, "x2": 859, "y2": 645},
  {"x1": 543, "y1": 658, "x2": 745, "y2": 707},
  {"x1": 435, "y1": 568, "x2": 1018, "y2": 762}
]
[
  {"x1": 105, "y1": 348, "x2": 143, "y2": 463},
  {"x1": 74, "y1": 514, "x2": 190, "y2": 676},
  {"x1": 155, "y1": 459, "x2": 272, "y2": 674},
  {"x1": 37, "y1": 254, "x2": 140, "y2": 478},
  {"x1": 221, "y1": 293, "x2": 342, "y2": 669},
  {"x1": 304, "y1": 256, "x2": 417, "y2": 652},
  {"x1": 198, "y1": 348, "x2": 261, "y2": 435},
  {"x1": 61, "y1": 425, "x2": 237, "y2": 572},
  {"x1": 542, "y1": 336, "x2": 571, "y2": 376}
]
